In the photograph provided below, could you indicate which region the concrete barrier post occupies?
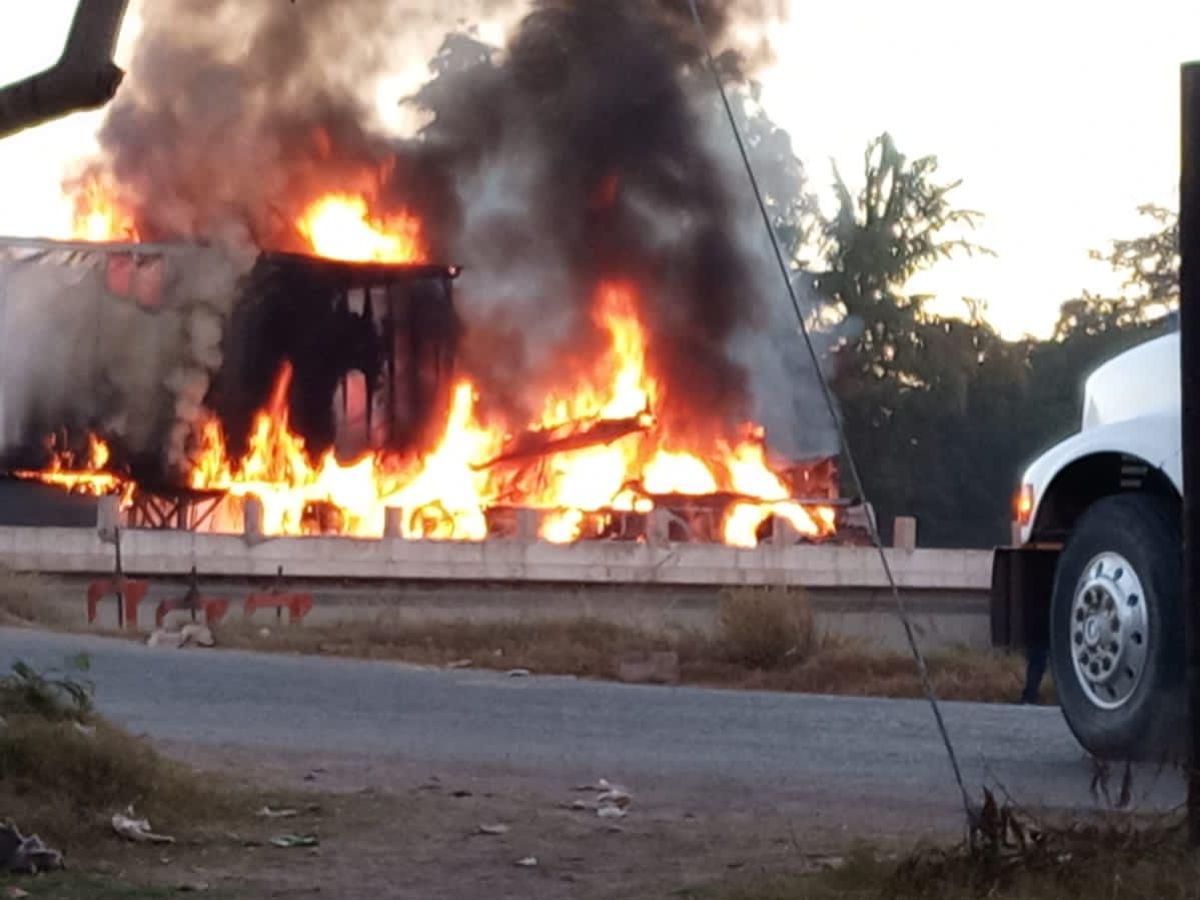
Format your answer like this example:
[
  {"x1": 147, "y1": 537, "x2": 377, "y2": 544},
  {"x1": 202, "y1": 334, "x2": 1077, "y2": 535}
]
[
  {"x1": 96, "y1": 494, "x2": 120, "y2": 542},
  {"x1": 771, "y1": 516, "x2": 801, "y2": 546},
  {"x1": 243, "y1": 495, "x2": 264, "y2": 544},
  {"x1": 383, "y1": 506, "x2": 404, "y2": 539},
  {"x1": 516, "y1": 508, "x2": 539, "y2": 542},
  {"x1": 893, "y1": 516, "x2": 918, "y2": 552},
  {"x1": 647, "y1": 508, "x2": 670, "y2": 547}
]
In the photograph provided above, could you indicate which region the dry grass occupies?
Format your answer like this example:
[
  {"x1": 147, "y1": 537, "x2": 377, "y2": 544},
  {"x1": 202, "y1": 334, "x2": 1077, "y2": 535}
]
[
  {"x1": 214, "y1": 587, "x2": 1044, "y2": 704},
  {"x1": 0, "y1": 659, "x2": 228, "y2": 851},
  {"x1": 0, "y1": 565, "x2": 66, "y2": 626},
  {"x1": 717, "y1": 587, "x2": 818, "y2": 669},
  {"x1": 693, "y1": 815, "x2": 1196, "y2": 900}
]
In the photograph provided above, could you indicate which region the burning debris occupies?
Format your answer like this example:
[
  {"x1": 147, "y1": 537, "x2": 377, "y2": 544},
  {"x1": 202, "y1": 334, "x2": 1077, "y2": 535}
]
[{"x1": 1, "y1": 0, "x2": 843, "y2": 548}]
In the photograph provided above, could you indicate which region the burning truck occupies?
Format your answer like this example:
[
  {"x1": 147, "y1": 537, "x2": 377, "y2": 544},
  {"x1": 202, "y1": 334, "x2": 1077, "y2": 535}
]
[
  {"x1": 0, "y1": 0, "x2": 850, "y2": 548},
  {"x1": 0, "y1": 229, "x2": 839, "y2": 547}
]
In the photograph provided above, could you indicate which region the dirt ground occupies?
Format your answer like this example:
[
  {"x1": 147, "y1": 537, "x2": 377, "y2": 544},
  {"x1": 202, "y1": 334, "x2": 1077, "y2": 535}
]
[{"x1": 37, "y1": 741, "x2": 934, "y2": 900}]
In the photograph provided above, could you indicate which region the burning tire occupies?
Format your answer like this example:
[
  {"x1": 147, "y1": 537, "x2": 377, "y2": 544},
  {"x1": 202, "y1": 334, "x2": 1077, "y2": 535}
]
[{"x1": 1049, "y1": 493, "x2": 1185, "y2": 761}]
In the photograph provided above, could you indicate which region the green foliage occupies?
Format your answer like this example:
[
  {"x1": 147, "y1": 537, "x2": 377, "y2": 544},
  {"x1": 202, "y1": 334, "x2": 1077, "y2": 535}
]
[
  {"x1": 0, "y1": 657, "x2": 94, "y2": 723},
  {"x1": 801, "y1": 132, "x2": 1176, "y2": 547}
]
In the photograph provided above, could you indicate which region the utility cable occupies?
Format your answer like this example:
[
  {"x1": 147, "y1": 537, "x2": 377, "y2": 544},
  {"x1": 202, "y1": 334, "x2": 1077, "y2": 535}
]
[{"x1": 685, "y1": 0, "x2": 976, "y2": 828}]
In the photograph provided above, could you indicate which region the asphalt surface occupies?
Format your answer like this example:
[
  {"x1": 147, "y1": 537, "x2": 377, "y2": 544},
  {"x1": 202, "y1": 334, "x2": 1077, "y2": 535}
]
[{"x1": 1, "y1": 627, "x2": 1183, "y2": 833}]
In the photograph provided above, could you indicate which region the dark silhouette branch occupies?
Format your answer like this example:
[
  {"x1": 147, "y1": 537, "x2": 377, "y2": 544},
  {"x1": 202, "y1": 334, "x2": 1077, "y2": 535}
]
[{"x1": 0, "y1": 0, "x2": 130, "y2": 140}]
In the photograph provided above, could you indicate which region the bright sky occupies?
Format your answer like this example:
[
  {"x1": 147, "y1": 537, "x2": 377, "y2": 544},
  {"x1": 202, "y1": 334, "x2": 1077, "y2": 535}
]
[{"x1": 0, "y1": 1, "x2": 1197, "y2": 338}]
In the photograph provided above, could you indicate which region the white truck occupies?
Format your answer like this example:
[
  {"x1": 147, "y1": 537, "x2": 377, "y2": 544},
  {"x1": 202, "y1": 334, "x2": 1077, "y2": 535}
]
[{"x1": 992, "y1": 324, "x2": 1185, "y2": 759}]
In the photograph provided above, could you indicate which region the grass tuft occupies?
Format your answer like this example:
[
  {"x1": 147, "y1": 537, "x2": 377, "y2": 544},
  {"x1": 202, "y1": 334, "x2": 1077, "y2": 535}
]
[
  {"x1": 0, "y1": 660, "x2": 223, "y2": 849},
  {"x1": 718, "y1": 587, "x2": 818, "y2": 669},
  {"x1": 213, "y1": 596, "x2": 1041, "y2": 704},
  {"x1": 691, "y1": 813, "x2": 1193, "y2": 900},
  {"x1": 0, "y1": 566, "x2": 64, "y2": 626}
]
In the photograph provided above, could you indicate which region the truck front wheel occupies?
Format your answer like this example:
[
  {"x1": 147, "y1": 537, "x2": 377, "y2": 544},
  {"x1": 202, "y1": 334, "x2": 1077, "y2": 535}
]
[{"x1": 1049, "y1": 493, "x2": 1185, "y2": 760}]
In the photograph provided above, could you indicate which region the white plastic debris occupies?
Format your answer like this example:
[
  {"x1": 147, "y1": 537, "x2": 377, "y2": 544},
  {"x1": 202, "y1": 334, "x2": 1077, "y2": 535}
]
[
  {"x1": 256, "y1": 806, "x2": 299, "y2": 819},
  {"x1": 111, "y1": 807, "x2": 176, "y2": 844},
  {"x1": 515, "y1": 856, "x2": 538, "y2": 868},
  {"x1": 445, "y1": 659, "x2": 473, "y2": 669},
  {"x1": 572, "y1": 778, "x2": 633, "y2": 818},
  {"x1": 146, "y1": 624, "x2": 215, "y2": 649},
  {"x1": 506, "y1": 668, "x2": 531, "y2": 678},
  {"x1": 181, "y1": 623, "x2": 215, "y2": 647},
  {"x1": 595, "y1": 778, "x2": 633, "y2": 818},
  {"x1": 478, "y1": 823, "x2": 511, "y2": 836}
]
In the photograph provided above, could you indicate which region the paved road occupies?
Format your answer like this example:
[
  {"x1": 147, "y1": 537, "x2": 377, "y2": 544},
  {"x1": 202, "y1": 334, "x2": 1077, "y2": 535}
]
[{"x1": 1, "y1": 627, "x2": 1183, "y2": 833}]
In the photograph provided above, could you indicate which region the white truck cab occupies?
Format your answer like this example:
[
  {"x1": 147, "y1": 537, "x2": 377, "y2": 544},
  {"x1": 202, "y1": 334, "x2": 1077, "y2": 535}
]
[{"x1": 992, "y1": 326, "x2": 1185, "y2": 759}]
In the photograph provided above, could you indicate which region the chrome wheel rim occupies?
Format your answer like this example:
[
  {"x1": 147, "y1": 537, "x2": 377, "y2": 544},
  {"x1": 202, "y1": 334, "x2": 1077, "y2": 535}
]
[{"x1": 1069, "y1": 552, "x2": 1150, "y2": 710}]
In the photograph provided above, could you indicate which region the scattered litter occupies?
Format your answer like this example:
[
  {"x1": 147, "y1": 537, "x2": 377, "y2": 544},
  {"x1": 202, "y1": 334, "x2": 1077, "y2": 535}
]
[
  {"x1": 181, "y1": 623, "x2": 216, "y2": 646},
  {"x1": 515, "y1": 856, "x2": 539, "y2": 868},
  {"x1": 73, "y1": 721, "x2": 96, "y2": 738},
  {"x1": 269, "y1": 835, "x2": 319, "y2": 849},
  {"x1": 451, "y1": 790, "x2": 474, "y2": 798},
  {"x1": 446, "y1": 659, "x2": 473, "y2": 669},
  {"x1": 256, "y1": 806, "x2": 299, "y2": 819},
  {"x1": 258, "y1": 627, "x2": 272, "y2": 638},
  {"x1": 570, "y1": 779, "x2": 633, "y2": 817},
  {"x1": 594, "y1": 778, "x2": 633, "y2": 818},
  {"x1": 302, "y1": 767, "x2": 327, "y2": 782},
  {"x1": 6, "y1": 887, "x2": 30, "y2": 898},
  {"x1": 147, "y1": 624, "x2": 215, "y2": 649},
  {"x1": 506, "y1": 668, "x2": 531, "y2": 678},
  {"x1": 177, "y1": 881, "x2": 210, "y2": 892},
  {"x1": 479, "y1": 823, "x2": 511, "y2": 836},
  {"x1": 111, "y1": 807, "x2": 175, "y2": 844}
]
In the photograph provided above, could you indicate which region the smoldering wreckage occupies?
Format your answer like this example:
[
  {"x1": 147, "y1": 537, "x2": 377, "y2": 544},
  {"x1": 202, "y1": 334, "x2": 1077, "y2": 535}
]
[{"x1": 0, "y1": 0, "x2": 859, "y2": 550}]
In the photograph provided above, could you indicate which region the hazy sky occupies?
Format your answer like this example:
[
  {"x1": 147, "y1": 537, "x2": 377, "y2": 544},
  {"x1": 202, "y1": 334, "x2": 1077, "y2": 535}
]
[{"x1": 0, "y1": 1, "x2": 1197, "y2": 337}]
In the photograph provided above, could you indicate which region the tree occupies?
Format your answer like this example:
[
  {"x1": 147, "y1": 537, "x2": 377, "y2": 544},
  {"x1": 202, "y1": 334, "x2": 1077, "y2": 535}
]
[
  {"x1": 814, "y1": 133, "x2": 989, "y2": 383},
  {"x1": 810, "y1": 134, "x2": 1015, "y2": 546},
  {"x1": 813, "y1": 138, "x2": 1178, "y2": 548}
]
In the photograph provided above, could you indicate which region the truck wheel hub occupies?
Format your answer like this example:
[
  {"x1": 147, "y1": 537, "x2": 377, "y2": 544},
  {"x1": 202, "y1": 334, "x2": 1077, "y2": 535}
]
[{"x1": 1070, "y1": 552, "x2": 1149, "y2": 710}]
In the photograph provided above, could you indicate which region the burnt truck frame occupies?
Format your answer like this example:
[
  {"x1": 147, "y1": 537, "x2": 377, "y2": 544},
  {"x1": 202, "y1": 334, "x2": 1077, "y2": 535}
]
[{"x1": 0, "y1": 237, "x2": 460, "y2": 495}]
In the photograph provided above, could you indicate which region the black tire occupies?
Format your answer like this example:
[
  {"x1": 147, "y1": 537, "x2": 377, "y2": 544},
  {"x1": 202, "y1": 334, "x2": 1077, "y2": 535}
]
[{"x1": 1049, "y1": 493, "x2": 1184, "y2": 761}]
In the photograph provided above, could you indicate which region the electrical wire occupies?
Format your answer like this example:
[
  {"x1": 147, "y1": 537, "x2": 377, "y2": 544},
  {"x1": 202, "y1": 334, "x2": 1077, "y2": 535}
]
[{"x1": 685, "y1": 0, "x2": 976, "y2": 828}]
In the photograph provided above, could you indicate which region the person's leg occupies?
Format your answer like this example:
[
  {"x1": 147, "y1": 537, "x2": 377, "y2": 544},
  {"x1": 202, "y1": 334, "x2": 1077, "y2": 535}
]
[{"x1": 1020, "y1": 645, "x2": 1048, "y2": 704}]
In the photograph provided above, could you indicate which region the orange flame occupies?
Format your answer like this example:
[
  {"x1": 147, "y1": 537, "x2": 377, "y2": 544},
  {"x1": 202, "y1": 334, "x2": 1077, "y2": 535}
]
[
  {"x1": 22, "y1": 252, "x2": 833, "y2": 545},
  {"x1": 70, "y1": 174, "x2": 139, "y2": 242},
  {"x1": 14, "y1": 433, "x2": 133, "y2": 504},
  {"x1": 297, "y1": 193, "x2": 426, "y2": 263},
  {"x1": 181, "y1": 280, "x2": 836, "y2": 547}
]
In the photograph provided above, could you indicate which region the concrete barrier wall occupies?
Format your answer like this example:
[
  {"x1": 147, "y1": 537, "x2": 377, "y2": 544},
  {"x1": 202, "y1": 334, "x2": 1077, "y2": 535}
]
[
  {"x1": 0, "y1": 527, "x2": 995, "y2": 650},
  {"x1": 0, "y1": 526, "x2": 991, "y2": 590}
]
